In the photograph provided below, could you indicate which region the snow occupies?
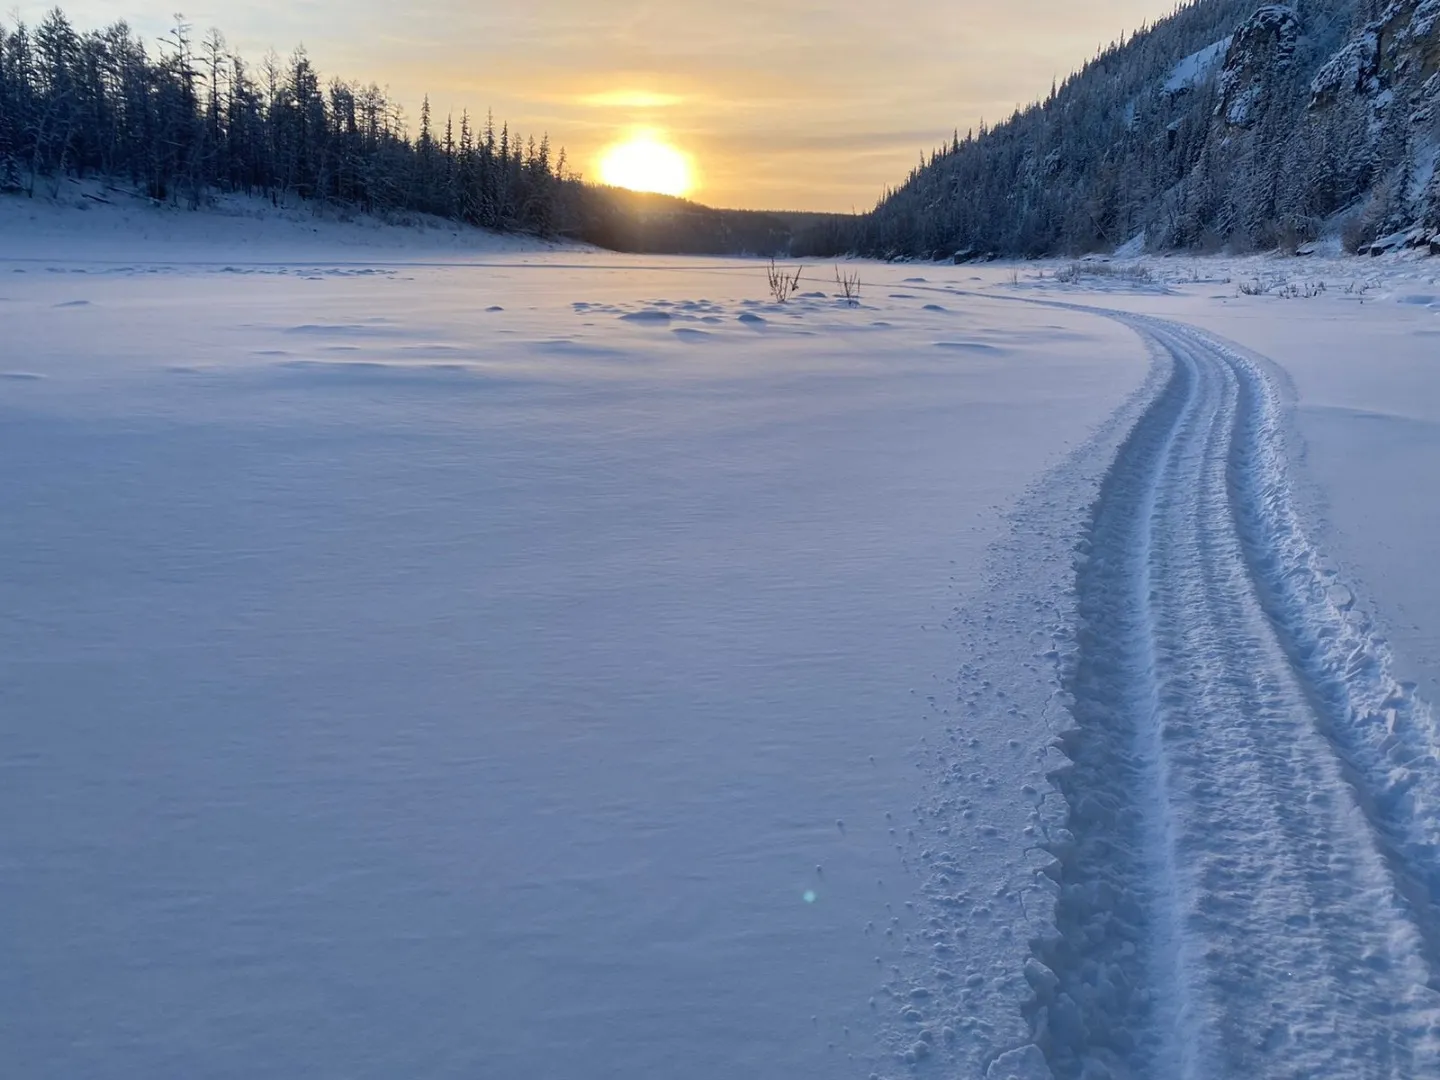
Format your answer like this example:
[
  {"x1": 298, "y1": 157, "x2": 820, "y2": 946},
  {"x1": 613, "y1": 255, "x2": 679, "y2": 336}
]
[
  {"x1": 1413, "y1": 0, "x2": 1440, "y2": 39},
  {"x1": 1162, "y1": 37, "x2": 1231, "y2": 95},
  {"x1": 1002, "y1": 251, "x2": 1440, "y2": 710},
  {"x1": 1112, "y1": 231, "x2": 1147, "y2": 259},
  {"x1": 1, "y1": 197, "x2": 1150, "y2": 1079},
  {"x1": 1041, "y1": 316, "x2": 1440, "y2": 1076},
  {"x1": 0, "y1": 178, "x2": 567, "y2": 263},
  {"x1": 1309, "y1": 32, "x2": 1378, "y2": 103},
  {"x1": 5, "y1": 197, "x2": 1440, "y2": 1079},
  {"x1": 1411, "y1": 138, "x2": 1438, "y2": 206}
]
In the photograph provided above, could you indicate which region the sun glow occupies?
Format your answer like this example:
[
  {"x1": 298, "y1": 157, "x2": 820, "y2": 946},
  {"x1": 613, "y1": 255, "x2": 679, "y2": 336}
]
[{"x1": 597, "y1": 132, "x2": 695, "y2": 197}]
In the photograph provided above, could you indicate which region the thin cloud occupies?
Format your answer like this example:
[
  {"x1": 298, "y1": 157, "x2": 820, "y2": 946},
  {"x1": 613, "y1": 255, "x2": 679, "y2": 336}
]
[{"x1": 577, "y1": 90, "x2": 687, "y2": 109}]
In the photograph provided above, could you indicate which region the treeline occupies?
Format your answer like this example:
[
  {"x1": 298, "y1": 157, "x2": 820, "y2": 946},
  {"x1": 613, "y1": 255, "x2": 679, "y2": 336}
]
[
  {"x1": 0, "y1": 8, "x2": 585, "y2": 236},
  {"x1": 799, "y1": 0, "x2": 1440, "y2": 259},
  {"x1": 0, "y1": 6, "x2": 832, "y2": 254},
  {"x1": 0, "y1": 6, "x2": 844, "y2": 256}
]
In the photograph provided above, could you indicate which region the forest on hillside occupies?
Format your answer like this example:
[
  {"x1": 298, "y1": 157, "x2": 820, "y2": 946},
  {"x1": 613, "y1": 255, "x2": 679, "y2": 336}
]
[
  {"x1": 0, "y1": 10, "x2": 583, "y2": 234},
  {"x1": 799, "y1": 0, "x2": 1440, "y2": 259},
  {"x1": 0, "y1": 7, "x2": 824, "y2": 255}
]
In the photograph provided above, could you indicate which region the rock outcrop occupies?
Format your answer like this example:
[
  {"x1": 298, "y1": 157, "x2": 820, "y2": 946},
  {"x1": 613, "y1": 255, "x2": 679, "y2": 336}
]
[
  {"x1": 1308, "y1": 0, "x2": 1440, "y2": 247},
  {"x1": 1218, "y1": 6, "x2": 1302, "y2": 126}
]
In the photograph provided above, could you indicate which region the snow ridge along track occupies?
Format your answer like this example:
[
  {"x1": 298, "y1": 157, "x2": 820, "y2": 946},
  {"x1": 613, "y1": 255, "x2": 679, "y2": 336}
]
[{"x1": 1030, "y1": 315, "x2": 1440, "y2": 1079}]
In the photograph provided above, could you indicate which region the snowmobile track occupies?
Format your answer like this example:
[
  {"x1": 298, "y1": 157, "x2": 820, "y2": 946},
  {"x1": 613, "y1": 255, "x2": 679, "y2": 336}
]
[{"x1": 1029, "y1": 314, "x2": 1440, "y2": 1080}]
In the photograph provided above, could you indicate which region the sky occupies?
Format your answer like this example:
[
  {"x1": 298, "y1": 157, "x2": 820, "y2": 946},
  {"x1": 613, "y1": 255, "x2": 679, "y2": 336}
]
[{"x1": 18, "y1": 1, "x2": 1182, "y2": 211}]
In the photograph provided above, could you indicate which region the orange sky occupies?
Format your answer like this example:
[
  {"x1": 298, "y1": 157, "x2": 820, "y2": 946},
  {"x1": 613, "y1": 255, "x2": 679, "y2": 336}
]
[{"x1": 24, "y1": 1, "x2": 1183, "y2": 211}]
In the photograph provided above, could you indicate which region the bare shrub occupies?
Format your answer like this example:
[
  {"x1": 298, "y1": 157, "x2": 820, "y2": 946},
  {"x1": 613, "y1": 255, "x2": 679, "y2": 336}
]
[
  {"x1": 1238, "y1": 277, "x2": 1327, "y2": 299},
  {"x1": 1054, "y1": 262, "x2": 1153, "y2": 285},
  {"x1": 834, "y1": 266, "x2": 861, "y2": 305},
  {"x1": 767, "y1": 258, "x2": 804, "y2": 303}
]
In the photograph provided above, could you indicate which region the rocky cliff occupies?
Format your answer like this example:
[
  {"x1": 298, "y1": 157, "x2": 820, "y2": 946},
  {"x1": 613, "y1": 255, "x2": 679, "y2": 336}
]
[{"x1": 820, "y1": 0, "x2": 1440, "y2": 258}]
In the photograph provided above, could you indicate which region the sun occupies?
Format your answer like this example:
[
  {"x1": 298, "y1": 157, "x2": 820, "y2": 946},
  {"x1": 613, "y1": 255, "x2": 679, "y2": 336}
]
[{"x1": 598, "y1": 132, "x2": 695, "y2": 197}]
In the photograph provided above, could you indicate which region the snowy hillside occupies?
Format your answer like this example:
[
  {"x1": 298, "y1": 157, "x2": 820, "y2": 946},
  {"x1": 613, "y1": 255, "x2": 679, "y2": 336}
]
[
  {"x1": 1162, "y1": 36, "x2": 1233, "y2": 93},
  {"x1": 824, "y1": 0, "x2": 1440, "y2": 258},
  {"x1": 0, "y1": 181, "x2": 571, "y2": 261}
]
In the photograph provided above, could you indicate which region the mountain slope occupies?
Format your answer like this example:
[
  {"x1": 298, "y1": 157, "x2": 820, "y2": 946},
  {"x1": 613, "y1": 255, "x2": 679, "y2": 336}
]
[{"x1": 811, "y1": 0, "x2": 1439, "y2": 258}]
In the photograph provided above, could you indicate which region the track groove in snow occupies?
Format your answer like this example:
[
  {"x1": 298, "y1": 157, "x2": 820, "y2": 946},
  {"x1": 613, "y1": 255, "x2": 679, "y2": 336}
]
[{"x1": 1030, "y1": 315, "x2": 1440, "y2": 1079}]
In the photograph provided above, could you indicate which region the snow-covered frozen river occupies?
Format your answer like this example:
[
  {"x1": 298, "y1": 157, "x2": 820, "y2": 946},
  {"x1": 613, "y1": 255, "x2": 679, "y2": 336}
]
[
  {"x1": 1, "y1": 238, "x2": 1147, "y2": 1079},
  {"x1": 5, "y1": 208, "x2": 1440, "y2": 1080}
]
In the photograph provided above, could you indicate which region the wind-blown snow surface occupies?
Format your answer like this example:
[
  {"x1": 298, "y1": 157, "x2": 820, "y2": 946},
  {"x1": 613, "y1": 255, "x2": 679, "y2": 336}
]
[
  {"x1": 0, "y1": 209, "x2": 1150, "y2": 1079},
  {"x1": 8, "y1": 203, "x2": 1440, "y2": 1079}
]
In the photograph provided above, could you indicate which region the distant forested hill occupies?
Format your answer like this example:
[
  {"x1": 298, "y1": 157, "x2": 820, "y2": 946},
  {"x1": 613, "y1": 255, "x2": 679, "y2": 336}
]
[
  {"x1": 575, "y1": 189, "x2": 836, "y2": 255},
  {"x1": 802, "y1": 0, "x2": 1440, "y2": 258}
]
